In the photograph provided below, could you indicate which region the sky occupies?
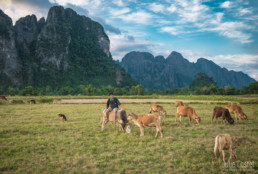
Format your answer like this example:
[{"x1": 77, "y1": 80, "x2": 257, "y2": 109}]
[{"x1": 1, "y1": 0, "x2": 258, "y2": 80}]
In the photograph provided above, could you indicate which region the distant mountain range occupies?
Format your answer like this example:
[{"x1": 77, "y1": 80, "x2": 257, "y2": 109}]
[
  {"x1": 120, "y1": 51, "x2": 255, "y2": 90},
  {"x1": 0, "y1": 6, "x2": 255, "y2": 91},
  {"x1": 0, "y1": 6, "x2": 136, "y2": 90}
]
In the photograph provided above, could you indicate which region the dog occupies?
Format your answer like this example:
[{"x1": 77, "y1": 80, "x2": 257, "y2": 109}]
[{"x1": 58, "y1": 114, "x2": 67, "y2": 121}]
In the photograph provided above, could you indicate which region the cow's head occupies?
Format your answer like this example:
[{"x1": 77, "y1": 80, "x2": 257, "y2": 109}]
[
  {"x1": 195, "y1": 117, "x2": 201, "y2": 124},
  {"x1": 240, "y1": 113, "x2": 247, "y2": 120},
  {"x1": 161, "y1": 110, "x2": 167, "y2": 116},
  {"x1": 128, "y1": 113, "x2": 137, "y2": 120},
  {"x1": 125, "y1": 123, "x2": 133, "y2": 133},
  {"x1": 232, "y1": 147, "x2": 237, "y2": 159}
]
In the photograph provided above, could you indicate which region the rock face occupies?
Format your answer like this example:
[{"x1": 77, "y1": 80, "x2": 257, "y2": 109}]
[
  {"x1": 121, "y1": 51, "x2": 255, "y2": 89},
  {"x1": 0, "y1": 6, "x2": 136, "y2": 89}
]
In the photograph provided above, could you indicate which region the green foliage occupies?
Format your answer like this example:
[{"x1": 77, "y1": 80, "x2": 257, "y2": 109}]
[
  {"x1": 19, "y1": 86, "x2": 38, "y2": 96},
  {"x1": 190, "y1": 72, "x2": 216, "y2": 89},
  {"x1": 247, "y1": 82, "x2": 258, "y2": 94}
]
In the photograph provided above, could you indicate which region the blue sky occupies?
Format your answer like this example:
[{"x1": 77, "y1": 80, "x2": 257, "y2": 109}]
[{"x1": 1, "y1": 0, "x2": 258, "y2": 80}]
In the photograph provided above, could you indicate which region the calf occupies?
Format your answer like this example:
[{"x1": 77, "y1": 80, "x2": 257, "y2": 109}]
[
  {"x1": 174, "y1": 101, "x2": 184, "y2": 107},
  {"x1": 29, "y1": 99, "x2": 36, "y2": 104},
  {"x1": 101, "y1": 109, "x2": 132, "y2": 133},
  {"x1": 175, "y1": 106, "x2": 201, "y2": 124},
  {"x1": 149, "y1": 104, "x2": 167, "y2": 116},
  {"x1": 0, "y1": 96, "x2": 7, "y2": 100},
  {"x1": 128, "y1": 113, "x2": 163, "y2": 138},
  {"x1": 53, "y1": 98, "x2": 62, "y2": 104},
  {"x1": 212, "y1": 107, "x2": 234, "y2": 124},
  {"x1": 213, "y1": 134, "x2": 237, "y2": 164},
  {"x1": 226, "y1": 104, "x2": 247, "y2": 120}
]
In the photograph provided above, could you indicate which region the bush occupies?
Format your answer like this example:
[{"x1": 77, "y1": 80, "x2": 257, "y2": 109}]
[
  {"x1": 10, "y1": 100, "x2": 25, "y2": 104},
  {"x1": 38, "y1": 97, "x2": 53, "y2": 103}
]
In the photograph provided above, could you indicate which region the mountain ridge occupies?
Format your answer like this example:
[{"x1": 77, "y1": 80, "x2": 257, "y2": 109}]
[
  {"x1": 120, "y1": 51, "x2": 255, "y2": 90},
  {"x1": 0, "y1": 6, "x2": 137, "y2": 90}
]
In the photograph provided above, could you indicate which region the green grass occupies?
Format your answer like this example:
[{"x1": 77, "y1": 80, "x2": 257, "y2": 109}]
[{"x1": 0, "y1": 101, "x2": 257, "y2": 173}]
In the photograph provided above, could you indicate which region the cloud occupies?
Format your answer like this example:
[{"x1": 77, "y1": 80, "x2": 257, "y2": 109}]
[
  {"x1": 118, "y1": 11, "x2": 153, "y2": 25},
  {"x1": 220, "y1": 1, "x2": 231, "y2": 8},
  {"x1": 202, "y1": 21, "x2": 253, "y2": 43},
  {"x1": 159, "y1": 26, "x2": 184, "y2": 35},
  {"x1": 167, "y1": 4, "x2": 176, "y2": 13},
  {"x1": 109, "y1": 7, "x2": 130, "y2": 16},
  {"x1": 148, "y1": 3, "x2": 165, "y2": 13}
]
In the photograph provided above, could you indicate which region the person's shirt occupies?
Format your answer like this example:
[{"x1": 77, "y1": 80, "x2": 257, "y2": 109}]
[{"x1": 106, "y1": 97, "x2": 121, "y2": 109}]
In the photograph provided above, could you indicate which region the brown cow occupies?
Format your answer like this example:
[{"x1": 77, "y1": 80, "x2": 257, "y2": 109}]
[
  {"x1": 53, "y1": 98, "x2": 62, "y2": 104},
  {"x1": 0, "y1": 96, "x2": 7, "y2": 100},
  {"x1": 226, "y1": 104, "x2": 247, "y2": 120},
  {"x1": 174, "y1": 101, "x2": 184, "y2": 107},
  {"x1": 175, "y1": 106, "x2": 201, "y2": 124},
  {"x1": 29, "y1": 99, "x2": 36, "y2": 104},
  {"x1": 101, "y1": 109, "x2": 132, "y2": 133},
  {"x1": 213, "y1": 134, "x2": 237, "y2": 164},
  {"x1": 212, "y1": 107, "x2": 234, "y2": 124},
  {"x1": 128, "y1": 113, "x2": 163, "y2": 138},
  {"x1": 149, "y1": 104, "x2": 167, "y2": 116}
]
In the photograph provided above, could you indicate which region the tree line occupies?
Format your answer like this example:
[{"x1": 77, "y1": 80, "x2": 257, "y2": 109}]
[{"x1": 1, "y1": 81, "x2": 257, "y2": 96}]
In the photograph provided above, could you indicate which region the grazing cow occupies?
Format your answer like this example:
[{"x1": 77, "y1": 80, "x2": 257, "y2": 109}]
[
  {"x1": 213, "y1": 134, "x2": 237, "y2": 164},
  {"x1": 0, "y1": 96, "x2": 7, "y2": 100},
  {"x1": 212, "y1": 107, "x2": 234, "y2": 124},
  {"x1": 29, "y1": 99, "x2": 36, "y2": 104},
  {"x1": 53, "y1": 98, "x2": 62, "y2": 104},
  {"x1": 226, "y1": 104, "x2": 247, "y2": 120},
  {"x1": 175, "y1": 106, "x2": 201, "y2": 124},
  {"x1": 128, "y1": 113, "x2": 163, "y2": 138},
  {"x1": 174, "y1": 101, "x2": 184, "y2": 107},
  {"x1": 101, "y1": 109, "x2": 132, "y2": 133},
  {"x1": 149, "y1": 104, "x2": 167, "y2": 116},
  {"x1": 58, "y1": 114, "x2": 67, "y2": 121}
]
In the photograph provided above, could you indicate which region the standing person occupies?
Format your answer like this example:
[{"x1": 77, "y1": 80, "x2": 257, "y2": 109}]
[{"x1": 105, "y1": 92, "x2": 123, "y2": 124}]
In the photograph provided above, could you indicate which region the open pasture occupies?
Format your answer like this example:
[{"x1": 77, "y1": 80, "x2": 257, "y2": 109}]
[{"x1": 0, "y1": 101, "x2": 257, "y2": 173}]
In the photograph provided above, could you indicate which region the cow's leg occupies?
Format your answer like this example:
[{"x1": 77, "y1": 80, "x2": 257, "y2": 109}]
[
  {"x1": 222, "y1": 150, "x2": 226, "y2": 164},
  {"x1": 175, "y1": 113, "x2": 179, "y2": 122},
  {"x1": 156, "y1": 123, "x2": 163, "y2": 138},
  {"x1": 180, "y1": 115, "x2": 182, "y2": 123},
  {"x1": 189, "y1": 115, "x2": 192, "y2": 124},
  {"x1": 140, "y1": 126, "x2": 144, "y2": 136},
  {"x1": 234, "y1": 113, "x2": 238, "y2": 120},
  {"x1": 228, "y1": 148, "x2": 232, "y2": 163},
  {"x1": 113, "y1": 108, "x2": 118, "y2": 124},
  {"x1": 149, "y1": 108, "x2": 152, "y2": 113},
  {"x1": 212, "y1": 113, "x2": 215, "y2": 122}
]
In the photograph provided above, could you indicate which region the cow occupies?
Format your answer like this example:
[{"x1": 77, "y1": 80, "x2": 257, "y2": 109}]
[
  {"x1": 175, "y1": 105, "x2": 201, "y2": 124},
  {"x1": 149, "y1": 104, "x2": 167, "y2": 116},
  {"x1": 53, "y1": 98, "x2": 62, "y2": 104},
  {"x1": 128, "y1": 113, "x2": 163, "y2": 138},
  {"x1": 0, "y1": 96, "x2": 7, "y2": 100},
  {"x1": 212, "y1": 107, "x2": 234, "y2": 124},
  {"x1": 101, "y1": 109, "x2": 132, "y2": 133},
  {"x1": 58, "y1": 114, "x2": 67, "y2": 121},
  {"x1": 213, "y1": 134, "x2": 237, "y2": 164},
  {"x1": 226, "y1": 104, "x2": 247, "y2": 120},
  {"x1": 29, "y1": 99, "x2": 36, "y2": 104},
  {"x1": 174, "y1": 101, "x2": 184, "y2": 107}
]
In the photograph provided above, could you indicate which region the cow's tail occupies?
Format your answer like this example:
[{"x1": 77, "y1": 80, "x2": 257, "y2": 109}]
[{"x1": 214, "y1": 135, "x2": 220, "y2": 159}]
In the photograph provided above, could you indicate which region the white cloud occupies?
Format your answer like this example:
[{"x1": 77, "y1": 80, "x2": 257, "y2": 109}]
[
  {"x1": 0, "y1": 0, "x2": 48, "y2": 23},
  {"x1": 238, "y1": 8, "x2": 252, "y2": 16},
  {"x1": 118, "y1": 11, "x2": 153, "y2": 25},
  {"x1": 159, "y1": 26, "x2": 184, "y2": 35},
  {"x1": 220, "y1": 1, "x2": 231, "y2": 8},
  {"x1": 167, "y1": 4, "x2": 176, "y2": 13},
  {"x1": 202, "y1": 21, "x2": 253, "y2": 43},
  {"x1": 148, "y1": 3, "x2": 165, "y2": 13},
  {"x1": 109, "y1": 7, "x2": 130, "y2": 16}
]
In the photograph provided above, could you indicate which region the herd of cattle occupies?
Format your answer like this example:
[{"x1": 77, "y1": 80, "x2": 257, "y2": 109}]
[
  {"x1": 1, "y1": 95, "x2": 249, "y2": 164},
  {"x1": 101, "y1": 100, "x2": 248, "y2": 165}
]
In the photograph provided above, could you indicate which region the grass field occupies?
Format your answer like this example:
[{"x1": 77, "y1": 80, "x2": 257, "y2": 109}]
[{"x1": 0, "y1": 99, "x2": 257, "y2": 173}]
